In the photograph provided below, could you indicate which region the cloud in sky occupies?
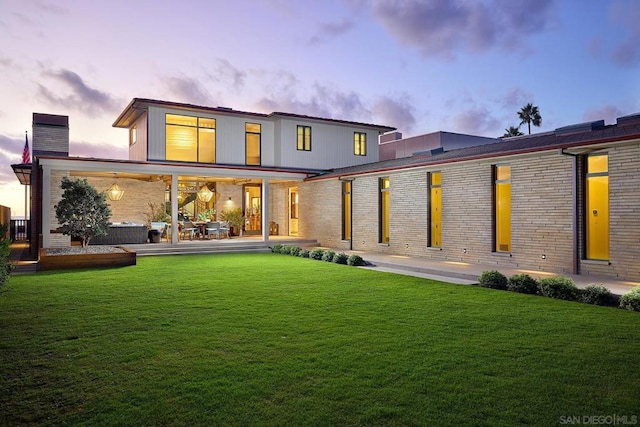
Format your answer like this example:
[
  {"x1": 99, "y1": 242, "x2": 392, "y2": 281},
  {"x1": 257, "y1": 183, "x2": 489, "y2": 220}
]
[
  {"x1": 372, "y1": 95, "x2": 416, "y2": 132},
  {"x1": 163, "y1": 75, "x2": 213, "y2": 106},
  {"x1": 582, "y1": 104, "x2": 626, "y2": 125},
  {"x1": 609, "y1": 1, "x2": 640, "y2": 67},
  {"x1": 0, "y1": 134, "x2": 26, "y2": 184},
  {"x1": 368, "y1": 0, "x2": 554, "y2": 58},
  {"x1": 308, "y1": 18, "x2": 356, "y2": 45},
  {"x1": 37, "y1": 69, "x2": 121, "y2": 116},
  {"x1": 208, "y1": 58, "x2": 247, "y2": 93},
  {"x1": 69, "y1": 140, "x2": 128, "y2": 160},
  {"x1": 452, "y1": 106, "x2": 500, "y2": 136}
]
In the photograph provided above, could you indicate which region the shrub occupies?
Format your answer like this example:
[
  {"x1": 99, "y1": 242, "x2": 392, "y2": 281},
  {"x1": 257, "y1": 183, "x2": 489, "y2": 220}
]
[
  {"x1": 619, "y1": 287, "x2": 640, "y2": 312},
  {"x1": 507, "y1": 274, "x2": 538, "y2": 294},
  {"x1": 309, "y1": 248, "x2": 325, "y2": 260},
  {"x1": 478, "y1": 270, "x2": 508, "y2": 290},
  {"x1": 289, "y1": 246, "x2": 302, "y2": 257},
  {"x1": 279, "y1": 245, "x2": 292, "y2": 255},
  {"x1": 270, "y1": 244, "x2": 283, "y2": 254},
  {"x1": 0, "y1": 224, "x2": 13, "y2": 287},
  {"x1": 581, "y1": 284, "x2": 616, "y2": 306},
  {"x1": 297, "y1": 249, "x2": 310, "y2": 258},
  {"x1": 332, "y1": 252, "x2": 348, "y2": 265},
  {"x1": 347, "y1": 254, "x2": 365, "y2": 266},
  {"x1": 537, "y1": 276, "x2": 579, "y2": 301},
  {"x1": 321, "y1": 250, "x2": 336, "y2": 262}
]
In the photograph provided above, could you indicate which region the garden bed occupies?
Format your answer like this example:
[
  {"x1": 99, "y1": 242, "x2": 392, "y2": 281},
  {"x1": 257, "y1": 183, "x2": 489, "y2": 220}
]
[{"x1": 38, "y1": 246, "x2": 136, "y2": 271}]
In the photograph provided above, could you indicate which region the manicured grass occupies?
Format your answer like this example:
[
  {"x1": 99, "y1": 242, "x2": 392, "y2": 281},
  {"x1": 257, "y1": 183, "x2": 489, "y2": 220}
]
[{"x1": 1, "y1": 253, "x2": 639, "y2": 426}]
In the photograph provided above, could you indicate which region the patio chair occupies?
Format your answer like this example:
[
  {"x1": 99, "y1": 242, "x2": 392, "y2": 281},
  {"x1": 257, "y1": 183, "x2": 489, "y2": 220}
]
[
  {"x1": 150, "y1": 222, "x2": 168, "y2": 242},
  {"x1": 219, "y1": 221, "x2": 231, "y2": 239},
  {"x1": 180, "y1": 221, "x2": 198, "y2": 240},
  {"x1": 205, "y1": 221, "x2": 221, "y2": 239}
]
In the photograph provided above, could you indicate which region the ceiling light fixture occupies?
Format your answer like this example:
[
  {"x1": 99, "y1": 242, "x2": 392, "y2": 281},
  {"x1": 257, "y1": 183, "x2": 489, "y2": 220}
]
[
  {"x1": 106, "y1": 174, "x2": 124, "y2": 201},
  {"x1": 197, "y1": 179, "x2": 213, "y2": 202}
]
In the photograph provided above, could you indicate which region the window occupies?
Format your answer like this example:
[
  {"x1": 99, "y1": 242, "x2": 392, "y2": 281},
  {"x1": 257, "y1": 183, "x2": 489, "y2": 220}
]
[
  {"x1": 354, "y1": 132, "x2": 367, "y2": 156},
  {"x1": 342, "y1": 180, "x2": 352, "y2": 240},
  {"x1": 297, "y1": 125, "x2": 311, "y2": 151},
  {"x1": 129, "y1": 126, "x2": 137, "y2": 146},
  {"x1": 379, "y1": 177, "x2": 390, "y2": 243},
  {"x1": 585, "y1": 153, "x2": 609, "y2": 260},
  {"x1": 166, "y1": 114, "x2": 216, "y2": 163},
  {"x1": 494, "y1": 165, "x2": 511, "y2": 252},
  {"x1": 246, "y1": 123, "x2": 261, "y2": 165},
  {"x1": 429, "y1": 172, "x2": 442, "y2": 247}
]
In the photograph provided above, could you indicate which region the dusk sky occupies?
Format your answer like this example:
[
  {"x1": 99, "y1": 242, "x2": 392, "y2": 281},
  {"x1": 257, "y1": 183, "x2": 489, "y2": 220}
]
[{"x1": 1, "y1": 0, "x2": 639, "y2": 217}]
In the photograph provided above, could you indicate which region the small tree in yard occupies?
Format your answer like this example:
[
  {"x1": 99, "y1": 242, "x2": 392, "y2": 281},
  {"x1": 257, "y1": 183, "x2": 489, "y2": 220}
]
[{"x1": 55, "y1": 177, "x2": 112, "y2": 248}]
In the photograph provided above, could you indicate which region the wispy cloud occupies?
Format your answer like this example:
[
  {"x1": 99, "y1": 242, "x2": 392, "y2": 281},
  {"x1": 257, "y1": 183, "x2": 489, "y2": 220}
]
[
  {"x1": 69, "y1": 140, "x2": 128, "y2": 160},
  {"x1": 163, "y1": 75, "x2": 213, "y2": 106},
  {"x1": 37, "y1": 69, "x2": 121, "y2": 116},
  {"x1": 583, "y1": 104, "x2": 626, "y2": 125},
  {"x1": 0, "y1": 134, "x2": 27, "y2": 184},
  {"x1": 452, "y1": 106, "x2": 500, "y2": 136},
  {"x1": 610, "y1": 1, "x2": 640, "y2": 67},
  {"x1": 308, "y1": 18, "x2": 356, "y2": 44},
  {"x1": 372, "y1": 95, "x2": 415, "y2": 132},
  {"x1": 367, "y1": 0, "x2": 554, "y2": 58},
  {"x1": 207, "y1": 58, "x2": 247, "y2": 92}
]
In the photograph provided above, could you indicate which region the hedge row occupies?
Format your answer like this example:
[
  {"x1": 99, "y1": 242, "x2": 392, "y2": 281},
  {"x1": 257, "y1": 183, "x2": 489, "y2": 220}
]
[
  {"x1": 478, "y1": 270, "x2": 640, "y2": 311},
  {"x1": 270, "y1": 244, "x2": 365, "y2": 266}
]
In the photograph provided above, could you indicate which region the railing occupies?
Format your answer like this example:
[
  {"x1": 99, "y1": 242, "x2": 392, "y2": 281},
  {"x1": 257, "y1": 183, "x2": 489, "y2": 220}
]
[{"x1": 10, "y1": 219, "x2": 30, "y2": 241}]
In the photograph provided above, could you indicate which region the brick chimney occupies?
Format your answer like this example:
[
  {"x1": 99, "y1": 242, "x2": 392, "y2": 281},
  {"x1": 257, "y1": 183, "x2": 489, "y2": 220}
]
[{"x1": 32, "y1": 113, "x2": 69, "y2": 158}]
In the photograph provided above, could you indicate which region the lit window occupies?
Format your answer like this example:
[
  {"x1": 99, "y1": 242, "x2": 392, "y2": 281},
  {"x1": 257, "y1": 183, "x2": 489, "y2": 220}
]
[
  {"x1": 342, "y1": 180, "x2": 352, "y2": 240},
  {"x1": 165, "y1": 114, "x2": 216, "y2": 163},
  {"x1": 379, "y1": 177, "x2": 390, "y2": 243},
  {"x1": 354, "y1": 132, "x2": 367, "y2": 156},
  {"x1": 297, "y1": 125, "x2": 311, "y2": 151},
  {"x1": 429, "y1": 172, "x2": 442, "y2": 248},
  {"x1": 494, "y1": 165, "x2": 511, "y2": 252},
  {"x1": 129, "y1": 126, "x2": 137, "y2": 146},
  {"x1": 586, "y1": 154, "x2": 609, "y2": 260},
  {"x1": 246, "y1": 123, "x2": 261, "y2": 165}
]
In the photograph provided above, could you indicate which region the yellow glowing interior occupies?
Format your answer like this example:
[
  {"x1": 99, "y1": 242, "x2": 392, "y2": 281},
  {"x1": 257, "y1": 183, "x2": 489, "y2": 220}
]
[
  {"x1": 342, "y1": 181, "x2": 351, "y2": 240},
  {"x1": 246, "y1": 123, "x2": 261, "y2": 165},
  {"x1": 380, "y1": 178, "x2": 390, "y2": 243},
  {"x1": 430, "y1": 172, "x2": 442, "y2": 247},
  {"x1": 495, "y1": 165, "x2": 511, "y2": 252}
]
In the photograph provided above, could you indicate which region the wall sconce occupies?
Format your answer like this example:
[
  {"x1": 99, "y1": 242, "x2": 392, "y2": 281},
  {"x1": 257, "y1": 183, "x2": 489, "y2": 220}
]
[
  {"x1": 463, "y1": 248, "x2": 467, "y2": 254},
  {"x1": 228, "y1": 196, "x2": 232, "y2": 201},
  {"x1": 106, "y1": 174, "x2": 124, "y2": 201},
  {"x1": 541, "y1": 254, "x2": 546, "y2": 260}
]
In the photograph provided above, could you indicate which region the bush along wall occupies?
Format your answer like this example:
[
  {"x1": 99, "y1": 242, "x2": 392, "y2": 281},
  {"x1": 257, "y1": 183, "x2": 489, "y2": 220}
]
[
  {"x1": 270, "y1": 245, "x2": 366, "y2": 267},
  {"x1": 478, "y1": 270, "x2": 637, "y2": 311}
]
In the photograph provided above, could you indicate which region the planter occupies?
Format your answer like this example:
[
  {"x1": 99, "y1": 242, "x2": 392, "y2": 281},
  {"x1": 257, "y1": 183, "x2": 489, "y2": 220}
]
[{"x1": 39, "y1": 247, "x2": 136, "y2": 271}]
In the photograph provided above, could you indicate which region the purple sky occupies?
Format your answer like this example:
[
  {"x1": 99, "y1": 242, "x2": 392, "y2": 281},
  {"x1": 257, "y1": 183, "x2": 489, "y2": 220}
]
[{"x1": 1, "y1": 0, "x2": 639, "y2": 216}]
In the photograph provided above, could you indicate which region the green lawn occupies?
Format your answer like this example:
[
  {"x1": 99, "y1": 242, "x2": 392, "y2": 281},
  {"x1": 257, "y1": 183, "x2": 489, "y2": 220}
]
[{"x1": 1, "y1": 253, "x2": 639, "y2": 426}]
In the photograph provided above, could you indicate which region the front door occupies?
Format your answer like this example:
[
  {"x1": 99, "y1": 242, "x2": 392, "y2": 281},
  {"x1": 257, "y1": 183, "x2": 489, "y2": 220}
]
[
  {"x1": 243, "y1": 184, "x2": 262, "y2": 235},
  {"x1": 289, "y1": 187, "x2": 298, "y2": 236}
]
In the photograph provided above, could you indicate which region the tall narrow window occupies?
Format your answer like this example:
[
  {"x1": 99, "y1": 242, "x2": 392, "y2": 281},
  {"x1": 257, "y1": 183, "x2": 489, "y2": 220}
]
[
  {"x1": 129, "y1": 125, "x2": 137, "y2": 146},
  {"x1": 494, "y1": 165, "x2": 511, "y2": 253},
  {"x1": 586, "y1": 153, "x2": 609, "y2": 260},
  {"x1": 429, "y1": 172, "x2": 442, "y2": 247},
  {"x1": 342, "y1": 180, "x2": 352, "y2": 240},
  {"x1": 297, "y1": 125, "x2": 311, "y2": 151},
  {"x1": 354, "y1": 132, "x2": 367, "y2": 156},
  {"x1": 166, "y1": 114, "x2": 216, "y2": 163},
  {"x1": 379, "y1": 177, "x2": 390, "y2": 243},
  {"x1": 245, "y1": 123, "x2": 261, "y2": 165}
]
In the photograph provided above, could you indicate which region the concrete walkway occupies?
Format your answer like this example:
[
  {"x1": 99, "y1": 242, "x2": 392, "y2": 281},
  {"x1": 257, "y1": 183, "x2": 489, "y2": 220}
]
[{"x1": 9, "y1": 241, "x2": 639, "y2": 296}]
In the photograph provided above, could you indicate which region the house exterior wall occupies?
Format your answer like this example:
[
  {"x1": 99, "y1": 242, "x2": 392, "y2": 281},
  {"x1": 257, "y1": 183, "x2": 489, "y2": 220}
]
[
  {"x1": 302, "y1": 145, "x2": 640, "y2": 282},
  {"x1": 275, "y1": 118, "x2": 380, "y2": 169},
  {"x1": 128, "y1": 112, "x2": 148, "y2": 161}
]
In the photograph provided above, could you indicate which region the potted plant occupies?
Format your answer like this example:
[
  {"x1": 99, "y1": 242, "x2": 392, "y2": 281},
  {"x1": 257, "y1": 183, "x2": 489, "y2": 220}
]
[{"x1": 220, "y1": 208, "x2": 244, "y2": 236}]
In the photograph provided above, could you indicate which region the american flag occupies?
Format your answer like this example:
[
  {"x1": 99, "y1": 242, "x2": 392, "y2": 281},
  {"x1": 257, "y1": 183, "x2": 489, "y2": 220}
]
[{"x1": 22, "y1": 132, "x2": 30, "y2": 164}]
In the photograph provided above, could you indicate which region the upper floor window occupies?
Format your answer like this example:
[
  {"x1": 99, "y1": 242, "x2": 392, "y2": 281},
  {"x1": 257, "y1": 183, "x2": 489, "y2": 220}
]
[
  {"x1": 297, "y1": 125, "x2": 311, "y2": 151},
  {"x1": 246, "y1": 123, "x2": 261, "y2": 165},
  {"x1": 166, "y1": 114, "x2": 216, "y2": 163},
  {"x1": 129, "y1": 126, "x2": 137, "y2": 146},
  {"x1": 354, "y1": 132, "x2": 367, "y2": 156}
]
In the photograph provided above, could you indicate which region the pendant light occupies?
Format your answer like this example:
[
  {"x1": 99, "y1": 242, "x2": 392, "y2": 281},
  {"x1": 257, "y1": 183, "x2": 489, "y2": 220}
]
[
  {"x1": 107, "y1": 174, "x2": 124, "y2": 201},
  {"x1": 197, "y1": 180, "x2": 213, "y2": 202}
]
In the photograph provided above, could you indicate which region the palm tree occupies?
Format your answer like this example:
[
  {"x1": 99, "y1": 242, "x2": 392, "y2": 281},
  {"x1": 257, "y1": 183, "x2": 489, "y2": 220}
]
[
  {"x1": 518, "y1": 103, "x2": 542, "y2": 134},
  {"x1": 502, "y1": 126, "x2": 524, "y2": 137}
]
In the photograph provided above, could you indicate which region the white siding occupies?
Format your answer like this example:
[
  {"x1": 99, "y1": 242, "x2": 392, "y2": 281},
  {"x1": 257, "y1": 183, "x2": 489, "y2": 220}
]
[
  {"x1": 128, "y1": 112, "x2": 147, "y2": 161},
  {"x1": 275, "y1": 118, "x2": 380, "y2": 169}
]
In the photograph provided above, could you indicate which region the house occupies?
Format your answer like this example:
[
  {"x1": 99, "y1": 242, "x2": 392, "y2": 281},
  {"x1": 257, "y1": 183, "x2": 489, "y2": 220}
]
[{"x1": 13, "y1": 98, "x2": 640, "y2": 282}]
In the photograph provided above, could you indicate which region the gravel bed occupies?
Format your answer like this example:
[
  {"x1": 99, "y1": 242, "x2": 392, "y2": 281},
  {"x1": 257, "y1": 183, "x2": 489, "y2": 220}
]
[{"x1": 44, "y1": 246, "x2": 127, "y2": 256}]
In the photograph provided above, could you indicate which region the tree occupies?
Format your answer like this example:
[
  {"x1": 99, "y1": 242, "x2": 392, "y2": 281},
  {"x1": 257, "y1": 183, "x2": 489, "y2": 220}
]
[
  {"x1": 55, "y1": 177, "x2": 112, "y2": 248},
  {"x1": 518, "y1": 103, "x2": 542, "y2": 134},
  {"x1": 0, "y1": 223, "x2": 14, "y2": 287},
  {"x1": 502, "y1": 126, "x2": 524, "y2": 137}
]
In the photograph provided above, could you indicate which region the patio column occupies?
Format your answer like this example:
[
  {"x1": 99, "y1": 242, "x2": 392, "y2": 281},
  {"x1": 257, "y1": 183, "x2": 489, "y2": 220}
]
[
  {"x1": 262, "y1": 178, "x2": 269, "y2": 243},
  {"x1": 171, "y1": 174, "x2": 178, "y2": 245},
  {"x1": 41, "y1": 166, "x2": 51, "y2": 248}
]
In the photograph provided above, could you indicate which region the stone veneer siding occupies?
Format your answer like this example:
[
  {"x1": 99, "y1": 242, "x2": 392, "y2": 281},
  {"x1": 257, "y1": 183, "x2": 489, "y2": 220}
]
[{"x1": 301, "y1": 144, "x2": 640, "y2": 282}]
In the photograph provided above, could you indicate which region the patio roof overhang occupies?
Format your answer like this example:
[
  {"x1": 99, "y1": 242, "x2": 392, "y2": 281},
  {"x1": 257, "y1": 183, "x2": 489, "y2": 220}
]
[
  {"x1": 36, "y1": 156, "x2": 325, "y2": 183},
  {"x1": 11, "y1": 163, "x2": 32, "y2": 185}
]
